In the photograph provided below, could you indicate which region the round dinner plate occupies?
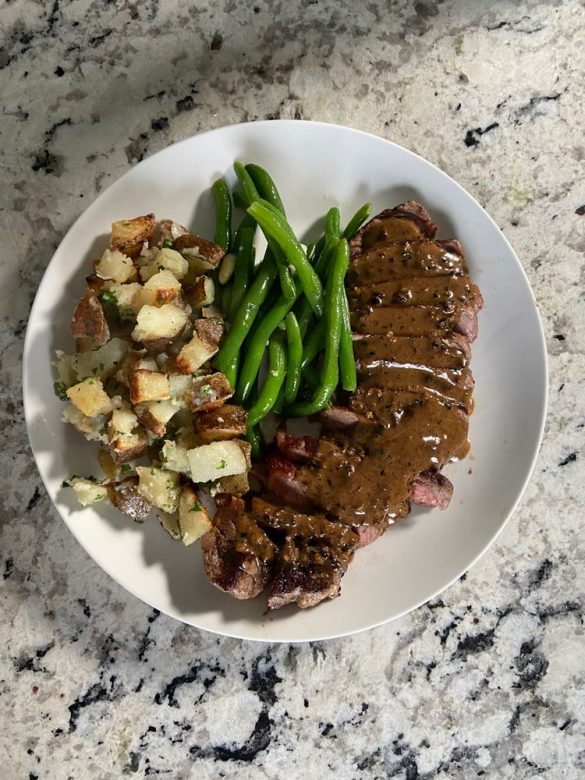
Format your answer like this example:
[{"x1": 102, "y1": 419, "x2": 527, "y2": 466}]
[{"x1": 23, "y1": 121, "x2": 547, "y2": 642}]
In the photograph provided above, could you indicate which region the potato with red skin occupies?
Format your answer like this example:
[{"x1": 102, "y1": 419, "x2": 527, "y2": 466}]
[{"x1": 71, "y1": 289, "x2": 110, "y2": 351}]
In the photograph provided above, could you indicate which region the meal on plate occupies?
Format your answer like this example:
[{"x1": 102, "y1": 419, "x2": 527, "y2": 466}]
[{"x1": 55, "y1": 162, "x2": 482, "y2": 609}]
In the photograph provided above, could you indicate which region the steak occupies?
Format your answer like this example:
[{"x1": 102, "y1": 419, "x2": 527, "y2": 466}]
[{"x1": 202, "y1": 201, "x2": 481, "y2": 609}]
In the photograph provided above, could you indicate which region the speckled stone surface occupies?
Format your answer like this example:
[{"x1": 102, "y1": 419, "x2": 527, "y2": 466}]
[{"x1": 1, "y1": 0, "x2": 584, "y2": 777}]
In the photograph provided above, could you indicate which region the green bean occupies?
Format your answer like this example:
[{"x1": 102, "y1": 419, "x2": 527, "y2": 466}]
[
  {"x1": 211, "y1": 179, "x2": 232, "y2": 250},
  {"x1": 300, "y1": 317, "x2": 325, "y2": 372},
  {"x1": 284, "y1": 312, "x2": 302, "y2": 405},
  {"x1": 214, "y1": 255, "x2": 278, "y2": 389},
  {"x1": 248, "y1": 200, "x2": 323, "y2": 317},
  {"x1": 339, "y1": 290, "x2": 357, "y2": 391},
  {"x1": 272, "y1": 383, "x2": 285, "y2": 416},
  {"x1": 233, "y1": 161, "x2": 260, "y2": 206},
  {"x1": 325, "y1": 207, "x2": 341, "y2": 239},
  {"x1": 247, "y1": 335, "x2": 287, "y2": 427},
  {"x1": 236, "y1": 278, "x2": 302, "y2": 403},
  {"x1": 271, "y1": 245, "x2": 297, "y2": 300},
  {"x1": 230, "y1": 224, "x2": 256, "y2": 319},
  {"x1": 246, "y1": 163, "x2": 286, "y2": 216},
  {"x1": 303, "y1": 363, "x2": 319, "y2": 388},
  {"x1": 232, "y1": 190, "x2": 248, "y2": 210},
  {"x1": 245, "y1": 424, "x2": 264, "y2": 460},
  {"x1": 294, "y1": 236, "x2": 337, "y2": 338},
  {"x1": 285, "y1": 240, "x2": 349, "y2": 417},
  {"x1": 342, "y1": 202, "x2": 373, "y2": 240}
]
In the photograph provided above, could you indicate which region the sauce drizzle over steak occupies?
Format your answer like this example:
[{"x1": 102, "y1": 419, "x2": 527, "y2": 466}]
[{"x1": 202, "y1": 201, "x2": 482, "y2": 609}]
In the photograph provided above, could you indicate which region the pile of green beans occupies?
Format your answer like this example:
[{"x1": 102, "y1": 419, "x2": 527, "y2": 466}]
[{"x1": 210, "y1": 161, "x2": 372, "y2": 456}]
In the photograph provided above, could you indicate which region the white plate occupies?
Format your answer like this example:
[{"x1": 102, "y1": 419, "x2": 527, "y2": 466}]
[{"x1": 23, "y1": 121, "x2": 547, "y2": 642}]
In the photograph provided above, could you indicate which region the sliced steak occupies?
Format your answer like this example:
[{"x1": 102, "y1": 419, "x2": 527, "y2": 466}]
[
  {"x1": 348, "y1": 275, "x2": 482, "y2": 311},
  {"x1": 351, "y1": 304, "x2": 478, "y2": 342},
  {"x1": 348, "y1": 239, "x2": 466, "y2": 287},
  {"x1": 251, "y1": 498, "x2": 358, "y2": 610},
  {"x1": 201, "y1": 496, "x2": 276, "y2": 600},
  {"x1": 349, "y1": 201, "x2": 437, "y2": 258},
  {"x1": 202, "y1": 201, "x2": 480, "y2": 611},
  {"x1": 410, "y1": 470, "x2": 454, "y2": 510}
]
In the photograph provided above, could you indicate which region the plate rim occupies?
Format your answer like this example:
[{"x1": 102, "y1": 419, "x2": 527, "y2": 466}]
[{"x1": 22, "y1": 119, "x2": 549, "y2": 642}]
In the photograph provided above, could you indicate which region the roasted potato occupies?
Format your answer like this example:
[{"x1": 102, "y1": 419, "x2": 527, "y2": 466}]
[
  {"x1": 67, "y1": 377, "x2": 113, "y2": 417},
  {"x1": 194, "y1": 404, "x2": 248, "y2": 442},
  {"x1": 187, "y1": 440, "x2": 248, "y2": 484},
  {"x1": 184, "y1": 275, "x2": 215, "y2": 309},
  {"x1": 140, "y1": 269, "x2": 182, "y2": 306},
  {"x1": 186, "y1": 372, "x2": 233, "y2": 413},
  {"x1": 109, "y1": 479, "x2": 152, "y2": 522},
  {"x1": 111, "y1": 214, "x2": 156, "y2": 259},
  {"x1": 178, "y1": 485, "x2": 211, "y2": 545},
  {"x1": 136, "y1": 466, "x2": 180, "y2": 513},
  {"x1": 134, "y1": 399, "x2": 178, "y2": 437},
  {"x1": 131, "y1": 303, "x2": 189, "y2": 351},
  {"x1": 176, "y1": 319, "x2": 224, "y2": 375},
  {"x1": 173, "y1": 232, "x2": 225, "y2": 273},
  {"x1": 95, "y1": 249, "x2": 137, "y2": 283},
  {"x1": 128, "y1": 369, "x2": 170, "y2": 404},
  {"x1": 71, "y1": 289, "x2": 110, "y2": 351}
]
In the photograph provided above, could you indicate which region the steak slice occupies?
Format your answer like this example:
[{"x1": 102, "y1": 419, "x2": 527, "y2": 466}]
[
  {"x1": 348, "y1": 275, "x2": 482, "y2": 311},
  {"x1": 410, "y1": 470, "x2": 454, "y2": 510},
  {"x1": 348, "y1": 239, "x2": 466, "y2": 287},
  {"x1": 251, "y1": 498, "x2": 358, "y2": 609},
  {"x1": 351, "y1": 304, "x2": 479, "y2": 342},
  {"x1": 349, "y1": 201, "x2": 437, "y2": 257},
  {"x1": 353, "y1": 334, "x2": 471, "y2": 370},
  {"x1": 201, "y1": 496, "x2": 276, "y2": 600}
]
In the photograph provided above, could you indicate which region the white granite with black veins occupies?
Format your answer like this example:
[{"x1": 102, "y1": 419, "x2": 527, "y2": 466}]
[{"x1": 1, "y1": 0, "x2": 584, "y2": 777}]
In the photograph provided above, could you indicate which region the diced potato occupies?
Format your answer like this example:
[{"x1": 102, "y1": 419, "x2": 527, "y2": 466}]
[
  {"x1": 71, "y1": 289, "x2": 110, "y2": 352},
  {"x1": 153, "y1": 218, "x2": 189, "y2": 247},
  {"x1": 187, "y1": 441, "x2": 248, "y2": 484},
  {"x1": 178, "y1": 485, "x2": 211, "y2": 545},
  {"x1": 236, "y1": 439, "x2": 253, "y2": 469},
  {"x1": 194, "y1": 404, "x2": 248, "y2": 442},
  {"x1": 217, "y1": 471, "x2": 250, "y2": 495},
  {"x1": 135, "y1": 399, "x2": 178, "y2": 437},
  {"x1": 176, "y1": 334, "x2": 216, "y2": 375},
  {"x1": 168, "y1": 373, "x2": 192, "y2": 402},
  {"x1": 131, "y1": 304, "x2": 189, "y2": 349},
  {"x1": 67, "y1": 377, "x2": 113, "y2": 417},
  {"x1": 176, "y1": 319, "x2": 224, "y2": 375},
  {"x1": 184, "y1": 276, "x2": 214, "y2": 309},
  {"x1": 62, "y1": 404, "x2": 108, "y2": 443},
  {"x1": 109, "y1": 480, "x2": 152, "y2": 522},
  {"x1": 97, "y1": 448, "x2": 123, "y2": 483},
  {"x1": 140, "y1": 269, "x2": 182, "y2": 307},
  {"x1": 129, "y1": 369, "x2": 170, "y2": 404},
  {"x1": 173, "y1": 232, "x2": 225, "y2": 273},
  {"x1": 95, "y1": 248, "x2": 137, "y2": 283},
  {"x1": 186, "y1": 373, "x2": 233, "y2": 413},
  {"x1": 136, "y1": 466, "x2": 180, "y2": 513},
  {"x1": 106, "y1": 405, "x2": 148, "y2": 463},
  {"x1": 111, "y1": 214, "x2": 156, "y2": 259},
  {"x1": 103, "y1": 282, "x2": 143, "y2": 317},
  {"x1": 66, "y1": 337, "x2": 129, "y2": 384},
  {"x1": 70, "y1": 477, "x2": 108, "y2": 507},
  {"x1": 159, "y1": 511, "x2": 181, "y2": 540},
  {"x1": 140, "y1": 248, "x2": 189, "y2": 282},
  {"x1": 161, "y1": 440, "x2": 191, "y2": 474},
  {"x1": 109, "y1": 404, "x2": 139, "y2": 436}
]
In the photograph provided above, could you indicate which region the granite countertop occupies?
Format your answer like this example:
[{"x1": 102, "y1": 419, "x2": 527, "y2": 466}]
[{"x1": 1, "y1": 0, "x2": 584, "y2": 777}]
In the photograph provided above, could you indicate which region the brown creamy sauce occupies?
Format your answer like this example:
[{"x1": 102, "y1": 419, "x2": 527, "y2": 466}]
[{"x1": 288, "y1": 214, "x2": 477, "y2": 530}]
